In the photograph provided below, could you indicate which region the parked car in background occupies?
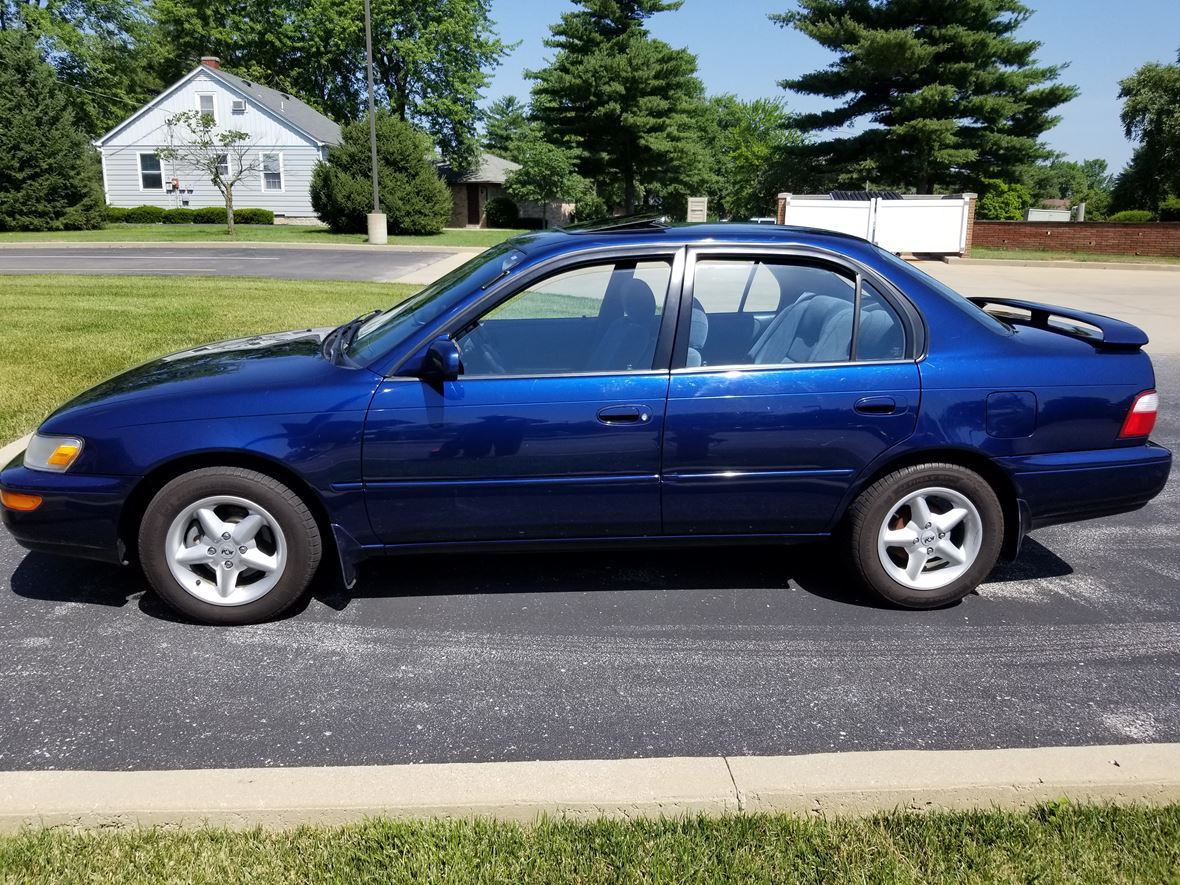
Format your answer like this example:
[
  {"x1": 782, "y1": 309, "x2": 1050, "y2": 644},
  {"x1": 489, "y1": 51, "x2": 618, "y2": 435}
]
[{"x1": 2, "y1": 219, "x2": 1170, "y2": 624}]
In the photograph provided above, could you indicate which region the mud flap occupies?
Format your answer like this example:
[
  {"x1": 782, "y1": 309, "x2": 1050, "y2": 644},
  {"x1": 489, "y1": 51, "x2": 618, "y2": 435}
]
[{"x1": 331, "y1": 524, "x2": 364, "y2": 589}]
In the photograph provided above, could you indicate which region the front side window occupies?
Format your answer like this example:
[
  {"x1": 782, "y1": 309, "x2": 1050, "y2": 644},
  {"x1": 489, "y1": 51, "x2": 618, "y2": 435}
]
[
  {"x1": 684, "y1": 258, "x2": 905, "y2": 368},
  {"x1": 139, "y1": 152, "x2": 163, "y2": 190},
  {"x1": 454, "y1": 259, "x2": 672, "y2": 376},
  {"x1": 260, "y1": 153, "x2": 282, "y2": 191}
]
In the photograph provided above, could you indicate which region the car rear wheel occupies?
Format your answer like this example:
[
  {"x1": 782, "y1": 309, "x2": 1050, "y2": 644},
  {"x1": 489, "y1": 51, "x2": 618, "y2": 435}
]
[
  {"x1": 138, "y1": 467, "x2": 321, "y2": 624},
  {"x1": 848, "y1": 463, "x2": 1003, "y2": 608}
]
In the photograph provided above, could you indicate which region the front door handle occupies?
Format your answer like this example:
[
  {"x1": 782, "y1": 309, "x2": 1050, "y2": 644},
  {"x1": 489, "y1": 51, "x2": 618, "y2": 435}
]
[
  {"x1": 854, "y1": 395, "x2": 898, "y2": 415},
  {"x1": 597, "y1": 405, "x2": 652, "y2": 425}
]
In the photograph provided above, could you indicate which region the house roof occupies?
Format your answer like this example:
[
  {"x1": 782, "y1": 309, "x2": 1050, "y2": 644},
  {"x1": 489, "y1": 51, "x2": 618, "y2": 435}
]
[
  {"x1": 441, "y1": 152, "x2": 521, "y2": 185},
  {"x1": 95, "y1": 64, "x2": 341, "y2": 147}
]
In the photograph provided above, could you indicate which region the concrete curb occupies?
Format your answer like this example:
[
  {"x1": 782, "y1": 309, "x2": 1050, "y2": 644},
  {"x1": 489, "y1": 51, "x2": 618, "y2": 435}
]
[
  {"x1": 0, "y1": 434, "x2": 31, "y2": 469},
  {"x1": 951, "y1": 257, "x2": 1180, "y2": 272},
  {"x1": 0, "y1": 242, "x2": 485, "y2": 255},
  {"x1": 2, "y1": 744, "x2": 1178, "y2": 831}
]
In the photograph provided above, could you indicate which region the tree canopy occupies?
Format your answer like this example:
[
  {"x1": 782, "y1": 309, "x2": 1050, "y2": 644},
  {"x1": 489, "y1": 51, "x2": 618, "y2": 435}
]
[
  {"x1": 774, "y1": 0, "x2": 1077, "y2": 193},
  {"x1": 1114, "y1": 51, "x2": 1180, "y2": 212},
  {"x1": 482, "y1": 95, "x2": 535, "y2": 162}
]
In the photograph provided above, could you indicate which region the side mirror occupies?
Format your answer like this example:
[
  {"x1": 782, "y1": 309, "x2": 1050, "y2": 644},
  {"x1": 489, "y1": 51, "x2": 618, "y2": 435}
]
[{"x1": 420, "y1": 336, "x2": 462, "y2": 382}]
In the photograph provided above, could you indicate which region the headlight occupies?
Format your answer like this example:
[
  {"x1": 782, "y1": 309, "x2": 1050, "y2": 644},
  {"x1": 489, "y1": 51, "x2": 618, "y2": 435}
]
[{"x1": 24, "y1": 434, "x2": 85, "y2": 473}]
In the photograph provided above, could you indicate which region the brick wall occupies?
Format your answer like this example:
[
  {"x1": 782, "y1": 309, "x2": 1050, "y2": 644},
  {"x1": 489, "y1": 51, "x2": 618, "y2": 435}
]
[{"x1": 972, "y1": 221, "x2": 1180, "y2": 257}]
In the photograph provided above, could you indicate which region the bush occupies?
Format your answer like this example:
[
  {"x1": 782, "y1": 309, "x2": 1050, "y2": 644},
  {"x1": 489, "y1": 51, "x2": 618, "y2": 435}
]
[
  {"x1": 976, "y1": 178, "x2": 1035, "y2": 221},
  {"x1": 570, "y1": 193, "x2": 609, "y2": 225},
  {"x1": 1108, "y1": 210, "x2": 1154, "y2": 223},
  {"x1": 311, "y1": 112, "x2": 451, "y2": 235},
  {"x1": 484, "y1": 196, "x2": 519, "y2": 228},
  {"x1": 123, "y1": 205, "x2": 166, "y2": 223},
  {"x1": 1158, "y1": 198, "x2": 1180, "y2": 222},
  {"x1": 161, "y1": 208, "x2": 195, "y2": 224},
  {"x1": 233, "y1": 207, "x2": 275, "y2": 225},
  {"x1": 106, "y1": 206, "x2": 129, "y2": 223},
  {"x1": 191, "y1": 206, "x2": 227, "y2": 224}
]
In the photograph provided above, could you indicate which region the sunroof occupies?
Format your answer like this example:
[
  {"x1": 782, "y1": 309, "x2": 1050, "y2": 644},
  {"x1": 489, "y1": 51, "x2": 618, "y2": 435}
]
[{"x1": 560, "y1": 214, "x2": 670, "y2": 234}]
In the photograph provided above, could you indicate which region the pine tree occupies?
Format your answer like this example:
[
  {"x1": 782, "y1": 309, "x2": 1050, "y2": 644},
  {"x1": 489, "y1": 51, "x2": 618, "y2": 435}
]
[
  {"x1": 0, "y1": 31, "x2": 106, "y2": 231},
  {"x1": 528, "y1": 0, "x2": 704, "y2": 214},
  {"x1": 774, "y1": 0, "x2": 1077, "y2": 192},
  {"x1": 482, "y1": 96, "x2": 535, "y2": 162}
]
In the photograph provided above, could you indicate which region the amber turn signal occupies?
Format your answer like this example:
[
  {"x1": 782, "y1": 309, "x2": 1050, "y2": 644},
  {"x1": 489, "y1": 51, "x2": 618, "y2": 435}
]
[
  {"x1": 0, "y1": 489, "x2": 42, "y2": 511},
  {"x1": 46, "y1": 444, "x2": 81, "y2": 468}
]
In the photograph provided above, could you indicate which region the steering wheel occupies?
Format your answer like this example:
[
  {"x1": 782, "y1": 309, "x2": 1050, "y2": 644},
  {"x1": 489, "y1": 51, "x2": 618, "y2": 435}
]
[{"x1": 459, "y1": 322, "x2": 507, "y2": 375}]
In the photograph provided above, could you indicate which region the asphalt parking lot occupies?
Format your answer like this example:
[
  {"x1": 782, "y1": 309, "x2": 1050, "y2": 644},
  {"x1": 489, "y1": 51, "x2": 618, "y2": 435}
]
[
  {"x1": 0, "y1": 246, "x2": 451, "y2": 282},
  {"x1": 1, "y1": 357, "x2": 1176, "y2": 772}
]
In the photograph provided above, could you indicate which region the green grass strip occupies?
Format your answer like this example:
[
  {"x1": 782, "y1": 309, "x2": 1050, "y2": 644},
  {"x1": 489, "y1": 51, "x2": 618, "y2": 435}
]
[
  {"x1": 0, "y1": 805, "x2": 1178, "y2": 883},
  {"x1": 969, "y1": 247, "x2": 1180, "y2": 265}
]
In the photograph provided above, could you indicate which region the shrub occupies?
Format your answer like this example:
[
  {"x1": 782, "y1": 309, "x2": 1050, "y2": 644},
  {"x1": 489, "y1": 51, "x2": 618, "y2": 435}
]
[
  {"x1": 484, "y1": 196, "x2": 519, "y2": 228},
  {"x1": 570, "y1": 192, "x2": 609, "y2": 225},
  {"x1": 976, "y1": 178, "x2": 1035, "y2": 221},
  {"x1": 191, "y1": 206, "x2": 227, "y2": 224},
  {"x1": 123, "y1": 205, "x2": 166, "y2": 223},
  {"x1": 1108, "y1": 209, "x2": 1154, "y2": 223},
  {"x1": 311, "y1": 112, "x2": 451, "y2": 235},
  {"x1": 1158, "y1": 198, "x2": 1180, "y2": 222},
  {"x1": 233, "y1": 207, "x2": 275, "y2": 225},
  {"x1": 106, "y1": 206, "x2": 129, "y2": 223},
  {"x1": 161, "y1": 208, "x2": 195, "y2": 224}
]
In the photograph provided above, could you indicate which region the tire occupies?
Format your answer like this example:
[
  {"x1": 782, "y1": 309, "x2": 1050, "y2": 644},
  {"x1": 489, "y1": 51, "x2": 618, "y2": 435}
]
[
  {"x1": 138, "y1": 467, "x2": 321, "y2": 624},
  {"x1": 847, "y1": 463, "x2": 1003, "y2": 609}
]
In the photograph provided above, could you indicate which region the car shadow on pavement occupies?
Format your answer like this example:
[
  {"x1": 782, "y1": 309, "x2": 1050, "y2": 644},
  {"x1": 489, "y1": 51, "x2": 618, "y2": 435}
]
[{"x1": 7, "y1": 536, "x2": 1073, "y2": 622}]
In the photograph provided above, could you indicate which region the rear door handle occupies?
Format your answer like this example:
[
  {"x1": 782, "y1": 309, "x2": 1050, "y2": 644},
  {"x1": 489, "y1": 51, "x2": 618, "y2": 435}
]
[
  {"x1": 597, "y1": 405, "x2": 652, "y2": 425},
  {"x1": 854, "y1": 396, "x2": 898, "y2": 415}
]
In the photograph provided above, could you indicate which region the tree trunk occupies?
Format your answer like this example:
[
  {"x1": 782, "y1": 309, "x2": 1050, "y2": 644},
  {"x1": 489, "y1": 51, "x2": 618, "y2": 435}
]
[{"x1": 225, "y1": 185, "x2": 235, "y2": 236}]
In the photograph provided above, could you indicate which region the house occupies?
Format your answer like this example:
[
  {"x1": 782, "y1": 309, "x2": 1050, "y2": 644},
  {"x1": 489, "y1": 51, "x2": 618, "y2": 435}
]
[
  {"x1": 440, "y1": 152, "x2": 576, "y2": 228},
  {"x1": 94, "y1": 57, "x2": 340, "y2": 219}
]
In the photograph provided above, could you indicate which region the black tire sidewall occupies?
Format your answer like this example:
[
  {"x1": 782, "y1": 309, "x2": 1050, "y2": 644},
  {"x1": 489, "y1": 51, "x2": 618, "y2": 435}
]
[
  {"x1": 138, "y1": 468, "x2": 320, "y2": 625},
  {"x1": 850, "y1": 464, "x2": 1003, "y2": 609}
]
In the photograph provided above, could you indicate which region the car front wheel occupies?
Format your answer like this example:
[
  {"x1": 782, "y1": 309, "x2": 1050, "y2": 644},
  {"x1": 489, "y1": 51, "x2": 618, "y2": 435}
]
[
  {"x1": 138, "y1": 467, "x2": 321, "y2": 624},
  {"x1": 848, "y1": 463, "x2": 1003, "y2": 608}
]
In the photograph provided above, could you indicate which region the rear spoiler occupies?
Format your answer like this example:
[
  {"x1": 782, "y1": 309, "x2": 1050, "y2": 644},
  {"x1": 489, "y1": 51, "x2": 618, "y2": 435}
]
[{"x1": 968, "y1": 297, "x2": 1149, "y2": 349}]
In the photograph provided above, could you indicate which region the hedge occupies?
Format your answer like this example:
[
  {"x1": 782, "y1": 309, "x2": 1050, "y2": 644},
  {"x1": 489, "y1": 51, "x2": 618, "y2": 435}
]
[
  {"x1": 161, "y1": 208, "x2": 195, "y2": 224},
  {"x1": 484, "y1": 196, "x2": 520, "y2": 228},
  {"x1": 106, "y1": 206, "x2": 129, "y2": 223},
  {"x1": 122, "y1": 205, "x2": 166, "y2": 223},
  {"x1": 233, "y1": 208, "x2": 274, "y2": 225},
  {"x1": 1108, "y1": 210, "x2": 1154, "y2": 223},
  {"x1": 1158, "y1": 198, "x2": 1180, "y2": 223}
]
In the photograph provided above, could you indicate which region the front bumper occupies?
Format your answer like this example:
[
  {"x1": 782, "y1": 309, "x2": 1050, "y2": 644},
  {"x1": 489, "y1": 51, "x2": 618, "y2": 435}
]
[
  {"x1": 998, "y1": 442, "x2": 1173, "y2": 530},
  {"x1": 0, "y1": 463, "x2": 138, "y2": 564}
]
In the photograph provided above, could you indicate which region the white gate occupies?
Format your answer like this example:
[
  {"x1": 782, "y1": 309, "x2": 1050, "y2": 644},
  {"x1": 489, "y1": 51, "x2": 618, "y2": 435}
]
[{"x1": 778, "y1": 194, "x2": 975, "y2": 255}]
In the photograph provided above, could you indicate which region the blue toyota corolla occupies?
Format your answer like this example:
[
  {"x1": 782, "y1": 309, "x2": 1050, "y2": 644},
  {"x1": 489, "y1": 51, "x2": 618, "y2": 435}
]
[{"x1": 1, "y1": 220, "x2": 1171, "y2": 624}]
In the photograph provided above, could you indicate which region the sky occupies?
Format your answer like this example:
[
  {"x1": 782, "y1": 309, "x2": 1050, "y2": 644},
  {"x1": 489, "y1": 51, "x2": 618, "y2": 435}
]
[{"x1": 482, "y1": 0, "x2": 1180, "y2": 175}]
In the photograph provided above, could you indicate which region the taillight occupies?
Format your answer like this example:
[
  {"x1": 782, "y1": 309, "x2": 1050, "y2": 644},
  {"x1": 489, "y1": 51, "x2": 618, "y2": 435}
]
[{"x1": 1119, "y1": 390, "x2": 1158, "y2": 439}]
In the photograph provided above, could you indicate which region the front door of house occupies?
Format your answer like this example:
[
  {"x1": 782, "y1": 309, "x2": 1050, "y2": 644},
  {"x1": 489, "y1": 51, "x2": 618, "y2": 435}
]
[{"x1": 467, "y1": 184, "x2": 481, "y2": 226}]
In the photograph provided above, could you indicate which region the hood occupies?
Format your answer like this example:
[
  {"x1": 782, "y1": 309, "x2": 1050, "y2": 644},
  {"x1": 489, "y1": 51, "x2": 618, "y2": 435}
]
[{"x1": 41, "y1": 328, "x2": 381, "y2": 432}]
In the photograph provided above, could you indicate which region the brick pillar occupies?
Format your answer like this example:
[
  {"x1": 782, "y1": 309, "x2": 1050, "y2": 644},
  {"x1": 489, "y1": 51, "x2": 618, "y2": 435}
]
[
  {"x1": 962, "y1": 193, "x2": 978, "y2": 257},
  {"x1": 777, "y1": 193, "x2": 790, "y2": 225}
]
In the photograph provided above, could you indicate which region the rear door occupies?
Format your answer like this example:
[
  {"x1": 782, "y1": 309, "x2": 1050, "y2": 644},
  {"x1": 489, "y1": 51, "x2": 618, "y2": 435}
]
[{"x1": 662, "y1": 249, "x2": 921, "y2": 535}]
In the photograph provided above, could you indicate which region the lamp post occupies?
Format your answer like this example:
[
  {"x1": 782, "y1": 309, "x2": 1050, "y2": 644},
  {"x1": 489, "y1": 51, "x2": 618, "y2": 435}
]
[{"x1": 363, "y1": 0, "x2": 387, "y2": 245}]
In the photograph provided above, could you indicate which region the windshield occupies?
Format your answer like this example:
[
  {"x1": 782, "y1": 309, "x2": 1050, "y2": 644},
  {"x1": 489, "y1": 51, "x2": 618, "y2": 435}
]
[
  {"x1": 873, "y1": 247, "x2": 1009, "y2": 333},
  {"x1": 347, "y1": 244, "x2": 526, "y2": 365}
]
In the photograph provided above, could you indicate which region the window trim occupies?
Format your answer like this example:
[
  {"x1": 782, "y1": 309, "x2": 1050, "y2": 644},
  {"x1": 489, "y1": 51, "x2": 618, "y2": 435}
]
[
  {"x1": 259, "y1": 151, "x2": 284, "y2": 192},
  {"x1": 195, "y1": 92, "x2": 216, "y2": 123},
  {"x1": 137, "y1": 151, "x2": 164, "y2": 191},
  {"x1": 672, "y1": 245, "x2": 920, "y2": 373}
]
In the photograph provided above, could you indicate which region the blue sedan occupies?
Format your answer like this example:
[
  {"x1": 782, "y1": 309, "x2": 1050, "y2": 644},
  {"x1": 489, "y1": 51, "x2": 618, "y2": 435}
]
[{"x1": 1, "y1": 220, "x2": 1171, "y2": 624}]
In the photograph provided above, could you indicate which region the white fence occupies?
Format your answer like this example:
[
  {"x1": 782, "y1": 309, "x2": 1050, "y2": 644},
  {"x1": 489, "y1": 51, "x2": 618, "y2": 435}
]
[{"x1": 777, "y1": 194, "x2": 976, "y2": 255}]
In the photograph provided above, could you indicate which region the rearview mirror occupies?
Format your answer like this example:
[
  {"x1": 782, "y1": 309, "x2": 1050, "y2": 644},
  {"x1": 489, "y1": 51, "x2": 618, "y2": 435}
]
[{"x1": 420, "y1": 337, "x2": 462, "y2": 382}]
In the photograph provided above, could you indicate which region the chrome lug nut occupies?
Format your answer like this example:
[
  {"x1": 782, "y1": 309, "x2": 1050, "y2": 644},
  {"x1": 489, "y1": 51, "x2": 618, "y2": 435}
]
[
  {"x1": 223, "y1": 560, "x2": 234, "y2": 568},
  {"x1": 238, "y1": 546, "x2": 247, "y2": 554},
  {"x1": 207, "y1": 547, "x2": 216, "y2": 555},
  {"x1": 221, "y1": 532, "x2": 231, "y2": 540},
  {"x1": 926, "y1": 547, "x2": 934, "y2": 554}
]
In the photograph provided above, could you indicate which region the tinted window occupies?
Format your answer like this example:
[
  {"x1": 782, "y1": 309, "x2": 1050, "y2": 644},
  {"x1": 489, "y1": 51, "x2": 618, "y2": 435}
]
[
  {"x1": 856, "y1": 281, "x2": 906, "y2": 361},
  {"x1": 455, "y1": 260, "x2": 671, "y2": 376}
]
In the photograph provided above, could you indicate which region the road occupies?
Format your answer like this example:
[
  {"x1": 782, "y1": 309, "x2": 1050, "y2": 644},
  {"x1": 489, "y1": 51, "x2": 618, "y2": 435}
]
[
  {"x1": 0, "y1": 246, "x2": 452, "y2": 283},
  {"x1": 1, "y1": 359, "x2": 1176, "y2": 772}
]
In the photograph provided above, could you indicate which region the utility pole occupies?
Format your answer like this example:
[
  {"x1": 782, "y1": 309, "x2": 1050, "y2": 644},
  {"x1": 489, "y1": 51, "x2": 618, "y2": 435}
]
[{"x1": 363, "y1": 0, "x2": 387, "y2": 244}]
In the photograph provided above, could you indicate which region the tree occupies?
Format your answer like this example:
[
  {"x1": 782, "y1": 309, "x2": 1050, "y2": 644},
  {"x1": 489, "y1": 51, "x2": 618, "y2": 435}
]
[
  {"x1": 157, "y1": 110, "x2": 262, "y2": 235},
  {"x1": 976, "y1": 178, "x2": 1034, "y2": 220},
  {"x1": 310, "y1": 112, "x2": 452, "y2": 234},
  {"x1": 1116, "y1": 51, "x2": 1180, "y2": 213},
  {"x1": 152, "y1": 0, "x2": 510, "y2": 169},
  {"x1": 504, "y1": 132, "x2": 589, "y2": 227},
  {"x1": 528, "y1": 0, "x2": 706, "y2": 214},
  {"x1": 702, "y1": 95, "x2": 804, "y2": 219},
  {"x1": 773, "y1": 0, "x2": 1077, "y2": 193},
  {"x1": 1021, "y1": 158, "x2": 1113, "y2": 218},
  {"x1": 482, "y1": 95, "x2": 535, "y2": 162},
  {"x1": 0, "y1": 31, "x2": 105, "y2": 231}
]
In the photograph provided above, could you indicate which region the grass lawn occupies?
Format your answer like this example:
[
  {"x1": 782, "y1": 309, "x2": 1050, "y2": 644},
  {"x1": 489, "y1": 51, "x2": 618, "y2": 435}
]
[
  {"x1": 0, "y1": 224, "x2": 527, "y2": 248},
  {"x1": 1, "y1": 805, "x2": 1178, "y2": 883},
  {"x1": 970, "y1": 246, "x2": 1180, "y2": 265},
  {"x1": 0, "y1": 275, "x2": 417, "y2": 445}
]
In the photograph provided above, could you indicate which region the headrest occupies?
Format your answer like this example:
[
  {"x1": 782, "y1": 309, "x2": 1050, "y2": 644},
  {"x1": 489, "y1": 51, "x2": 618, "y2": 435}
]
[
  {"x1": 689, "y1": 297, "x2": 709, "y2": 348},
  {"x1": 623, "y1": 279, "x2": 657, "y2": 321},
  {"x1": 795, "y1": 294, "x2": 851, "y2": 345}
]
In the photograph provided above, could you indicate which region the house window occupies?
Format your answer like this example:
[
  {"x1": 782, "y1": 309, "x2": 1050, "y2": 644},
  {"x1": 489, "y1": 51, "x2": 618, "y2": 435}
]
[
  {"x1": 215, "y1": 154, "x2": 230, "y2": 178},
  {"x1": 197, "y1": 93, "x2": 216, "y2": 122},
  {"x1": 139, "y1": 153, "x2": 163, "y2": 190},
  {"x1": 260, "y1": 152, "x2": 282, "y2": 191}
]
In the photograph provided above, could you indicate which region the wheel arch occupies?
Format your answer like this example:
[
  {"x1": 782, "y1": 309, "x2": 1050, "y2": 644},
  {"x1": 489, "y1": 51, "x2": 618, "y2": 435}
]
[{"x1": 840, "y1": 447, "x2": 1024, "y2": 560}]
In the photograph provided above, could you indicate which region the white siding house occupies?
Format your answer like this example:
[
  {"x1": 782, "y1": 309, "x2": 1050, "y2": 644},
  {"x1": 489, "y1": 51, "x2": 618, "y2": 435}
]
[{"x1": 95, "y1": 57, "x2": 341, "y2": 218}]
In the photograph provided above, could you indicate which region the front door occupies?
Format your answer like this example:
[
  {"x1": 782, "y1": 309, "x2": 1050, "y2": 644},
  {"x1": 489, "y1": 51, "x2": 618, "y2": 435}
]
[
  {"x1": 466, "y1": 184, "x2": 481, "y2": 226},
  {"x1": 363, "y1": 255, "x2": 679, "y2": 545},
  {"x1": 662, "y1": 253, "x2": 920, "y2": 535}
]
